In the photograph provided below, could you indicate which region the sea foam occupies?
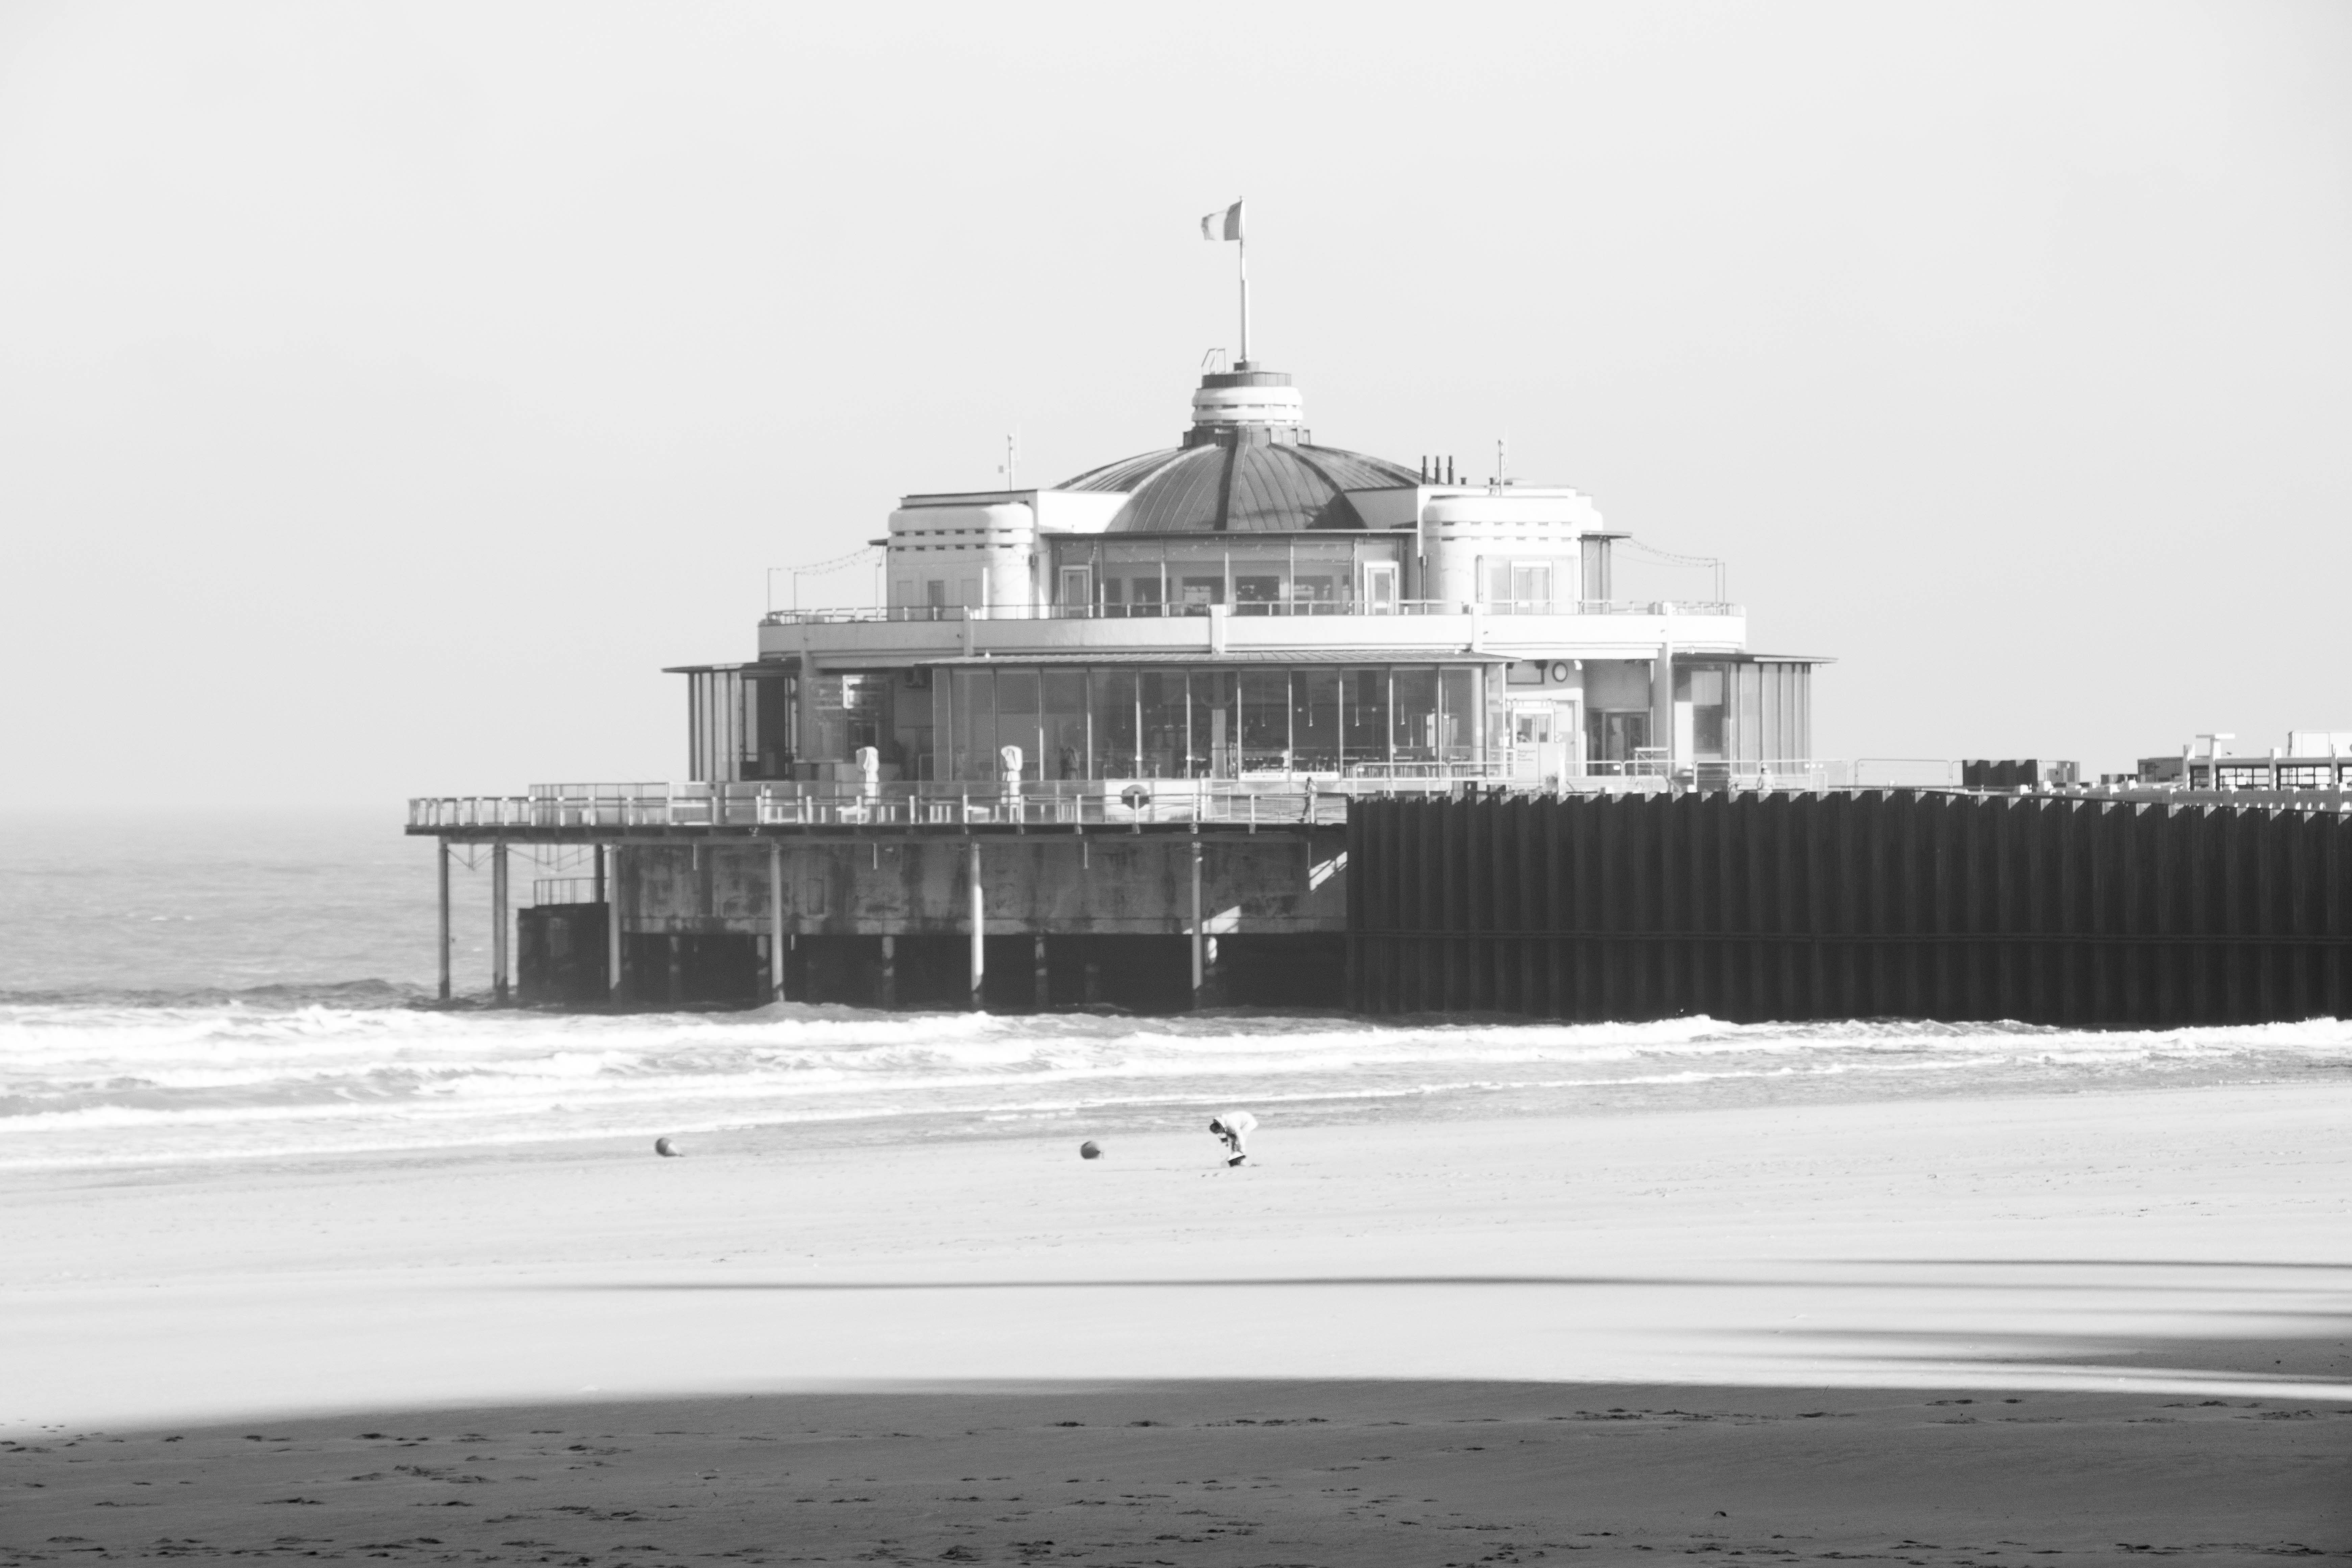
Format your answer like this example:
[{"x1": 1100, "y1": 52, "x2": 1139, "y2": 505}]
[{"x1": 2, "y1": 995, "x2": 2347, "y2": 1171}]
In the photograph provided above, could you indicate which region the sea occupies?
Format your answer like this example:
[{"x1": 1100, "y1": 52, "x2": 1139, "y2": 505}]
[{"x1": 3, "y1": 810, "x2": 2347, "y2": 1173}]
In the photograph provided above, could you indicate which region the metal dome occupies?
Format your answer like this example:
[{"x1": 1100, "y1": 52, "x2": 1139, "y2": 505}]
[
  {"x1": 1055, "y1": 366, "x2": 1417, "y2": 533},
  {"x1": 1058, "y1": 441, "x2": 1419, "y2": 533}
]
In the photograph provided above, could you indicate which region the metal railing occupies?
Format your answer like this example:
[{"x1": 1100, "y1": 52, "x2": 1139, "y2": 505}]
[
  {"x1": 530, "y1": 877, "x2": 600, "y2": 906},
  {"x1": 760, "y1": 598, "x2": 1744, "y2": 627},
  {"x1": 413, "y1": 781, "x2": 1377, "y2": 830},
  {"x1": 409, "y1": 760, "x2": 1917, "y2": 835}
]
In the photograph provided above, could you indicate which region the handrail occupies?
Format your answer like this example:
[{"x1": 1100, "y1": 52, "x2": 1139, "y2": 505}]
[
  {"x1": 409, "y1": 761, "x2": 1914, "y2": 834},
  {"x1": 759, "y1": 599, "x2": 1744, "y2": 626}
]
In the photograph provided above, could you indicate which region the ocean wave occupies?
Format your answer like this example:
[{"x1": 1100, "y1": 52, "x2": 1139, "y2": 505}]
[{"x1": 0, "y1": 994, "x2": 2345, "y2": 1172}]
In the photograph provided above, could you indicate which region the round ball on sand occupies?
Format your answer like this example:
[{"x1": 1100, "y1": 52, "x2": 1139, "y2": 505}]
[
  {"x1": 1079, "y1": 1140, "x2": 1102, "y2": 1160},
  {"x1": 654, "y1": 1136, "x2": 681, "y2": 1157}
]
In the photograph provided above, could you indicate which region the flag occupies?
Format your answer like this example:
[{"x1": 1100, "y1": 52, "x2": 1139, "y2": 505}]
[{"x1": 1200, "y1": 200, "x2": 1243, "y2": 242}]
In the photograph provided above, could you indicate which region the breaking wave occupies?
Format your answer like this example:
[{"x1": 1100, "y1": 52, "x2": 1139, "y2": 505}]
[{"x1": 3, "y1": 995, "x2": 2346, "y2": 1171}]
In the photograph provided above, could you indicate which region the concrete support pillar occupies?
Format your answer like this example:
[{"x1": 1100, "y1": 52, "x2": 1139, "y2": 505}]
[
  {"x1": 606, "y1": 846, "x2": 624, "y2": 1002},
  {"x1": 1033, "y1": 935, "x2": 1049, "y2": 1011},
  {"x1": 490, "y1": 841, "x2": 510, "y2": 1006},
  {"x1": 968, "y1": 838, "x2": 986, "y2": 1010},
  {"x1": 1189, "y1": 835, "x2": 1205, "y2": 1004},
  {"x1": 880, "y1": 935, "x2": 897, "y2": 1009},
  {"x1": 436, "y1": 838, "x2": 452, "y2": 1003},
  {"x1": 767, "y1": 839, "x2": 786, "y2": 1002}
]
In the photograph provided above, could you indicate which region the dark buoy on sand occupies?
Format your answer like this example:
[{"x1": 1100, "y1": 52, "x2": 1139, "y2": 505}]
[
  {"x1": 1078, "y1": 1140, "x2": 1102, "y2": 1160},
  {"x1": 654, "y1": 1136, "x2": 681, "y2": 1157}
]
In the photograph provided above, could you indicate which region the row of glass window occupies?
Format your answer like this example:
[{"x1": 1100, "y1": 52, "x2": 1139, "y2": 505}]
[{"x1": 935, "y1": 664, "x2": 1488, "y2": 781}]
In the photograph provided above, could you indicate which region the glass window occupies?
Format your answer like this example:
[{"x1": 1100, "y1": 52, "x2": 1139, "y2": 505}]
[
  {"x1": 1289, "y1": 540, "x2": 1354, "y2": 610},
  {"x1": 1438, "y1": 667, "x2": 1477, "y2": 761},
  {"x1": 1342, "y1": 669, "x2": 1387, "y2": 767},
  {"x1": 1393, "y1": 668, "x2": 1438, "y2": 762},
  {"x1": 1681, "y1": 664, "x2": 1728, "y2": 760},
  {"x1": 1239, "y1": 670, "x2": 1290, "y2": 772},
  {"x1": 1092, "y1": 669, "x2": 1138, "y2": 777},
  {"x1": 1043, "y1": 670, "x2": 1087, "y2": 779},
  {"x1": 1291, "y1": 670, "x2": 1342, "y2": 773},
  {"x1": 1188, "y1": 670, "x2": 1235, "y2": 778},
  {"x1": 950, "y1": 668, "x2": 994, "y2": 781},
  {"x1": 1139, "y1": 669, "x2": 1186, "y2": 778},
  {"x1": 994, "y1": 670, "x2": 1040, "y2": 779},
  {"x1": 1231, "y1": 551, "x2": 1286, "y2": 614}
]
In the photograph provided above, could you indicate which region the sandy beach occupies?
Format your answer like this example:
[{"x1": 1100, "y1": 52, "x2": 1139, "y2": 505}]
[{"x1": 4, "y1": 1081, "x2": 2347, "y2": 1562}]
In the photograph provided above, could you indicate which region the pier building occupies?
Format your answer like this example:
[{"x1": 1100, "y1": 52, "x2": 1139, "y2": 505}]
[{"x1": 412, "y1": 356, "x2": 1826, "y2": 1012}]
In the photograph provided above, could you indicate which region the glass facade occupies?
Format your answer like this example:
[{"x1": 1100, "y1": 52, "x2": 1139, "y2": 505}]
[
  {"x1": 1050, "y1": 536, "x2": 1405, "y2": 613},
  {"x1": 936, "y1": 663, "x2": 1490, "y2": 780}
]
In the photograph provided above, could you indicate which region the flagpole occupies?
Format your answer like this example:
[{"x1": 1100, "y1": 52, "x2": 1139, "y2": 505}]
[{"x1": 1236, "y1": 207, "x2": 1250, "y2": 366}]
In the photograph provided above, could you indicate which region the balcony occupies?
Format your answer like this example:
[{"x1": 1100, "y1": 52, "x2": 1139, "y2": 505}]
[
  {"x1": 406, "y1": 760, "x2": 1861, "y2": 839},
  {"x1": 756, "y1": 600, "x2": 1749, "y2": 664},
  {"x1": 760, "y1": 598, "x2": 1744, "y2": 626}
]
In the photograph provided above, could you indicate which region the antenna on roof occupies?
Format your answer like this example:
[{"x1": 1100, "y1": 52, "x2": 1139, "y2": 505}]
[
  {"x1": 1201, "y1": 347, "x2": 1228, "y2": 374},
  {"x1": 997, "y1": 432, "x2": 1018, "y2": 488}
]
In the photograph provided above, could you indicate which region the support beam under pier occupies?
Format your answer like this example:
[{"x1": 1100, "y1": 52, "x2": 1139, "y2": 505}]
[
  {"x1": 968, "y1": 838, "x2": 985, "y2": 1010},
  {"x1": 1189, "y1": 834, "x2": 1204, "y2": 1006},
  {"x1": 605, "y1": 846, "x2": 623, "y2": 1001},
  {"x1": 436, "y1": 838, "x2": 451, "y2": 1003},
  {"x1": 491, "y1": 841, "x2": 509, "y2": 1006},
  {"x1": 767, "y1": 839, "x2": 785, "y2": 1002}
]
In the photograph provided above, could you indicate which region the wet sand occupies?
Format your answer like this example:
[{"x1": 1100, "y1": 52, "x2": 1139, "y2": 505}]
[{"x1": 3, "y1": 1083, "x2": 2347, "y2": 1560}]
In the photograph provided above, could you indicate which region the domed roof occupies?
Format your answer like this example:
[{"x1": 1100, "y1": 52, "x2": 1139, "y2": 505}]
[
  {"x1": 1055, "y1": 365, "x2": 1417, "y2": 533},
  {"x1": 1059, "y1": 440, "x2": 1418, "y2": 533}
]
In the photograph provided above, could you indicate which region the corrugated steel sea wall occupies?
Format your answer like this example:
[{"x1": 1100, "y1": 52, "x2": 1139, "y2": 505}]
[{"x1": 1345, "y1": 791, "x2": 2352, "y2": 1025}]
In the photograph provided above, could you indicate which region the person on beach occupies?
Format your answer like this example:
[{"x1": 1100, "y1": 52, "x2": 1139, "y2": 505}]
[{"x1": 1208, "y1": 1111, "x2": 1256, "y2": 1167}]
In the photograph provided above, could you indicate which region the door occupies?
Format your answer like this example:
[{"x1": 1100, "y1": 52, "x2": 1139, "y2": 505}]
[
  {"x1": 1057, "y1": 566, "x2": 1092, "y2": 611},
  {"x1": 1510, "y1": 702, "x2": 1574, "y2": 784},
  {"x1": 1362, "y1": 562, "x2": 1399, "y2": 613},
  {"x1": 1587, "y1": 710, "x2": 1651, "y2": 774}
]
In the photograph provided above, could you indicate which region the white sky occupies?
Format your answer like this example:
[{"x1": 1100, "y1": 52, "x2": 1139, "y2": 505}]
[{"x1": 2, "y1": 1, "x2": 2346, "y2": 807}]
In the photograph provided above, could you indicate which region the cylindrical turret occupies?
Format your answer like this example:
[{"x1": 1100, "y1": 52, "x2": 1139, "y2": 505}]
[{"x1": 1184, "y1": 368, "x2": 1305, "y2": 448}]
